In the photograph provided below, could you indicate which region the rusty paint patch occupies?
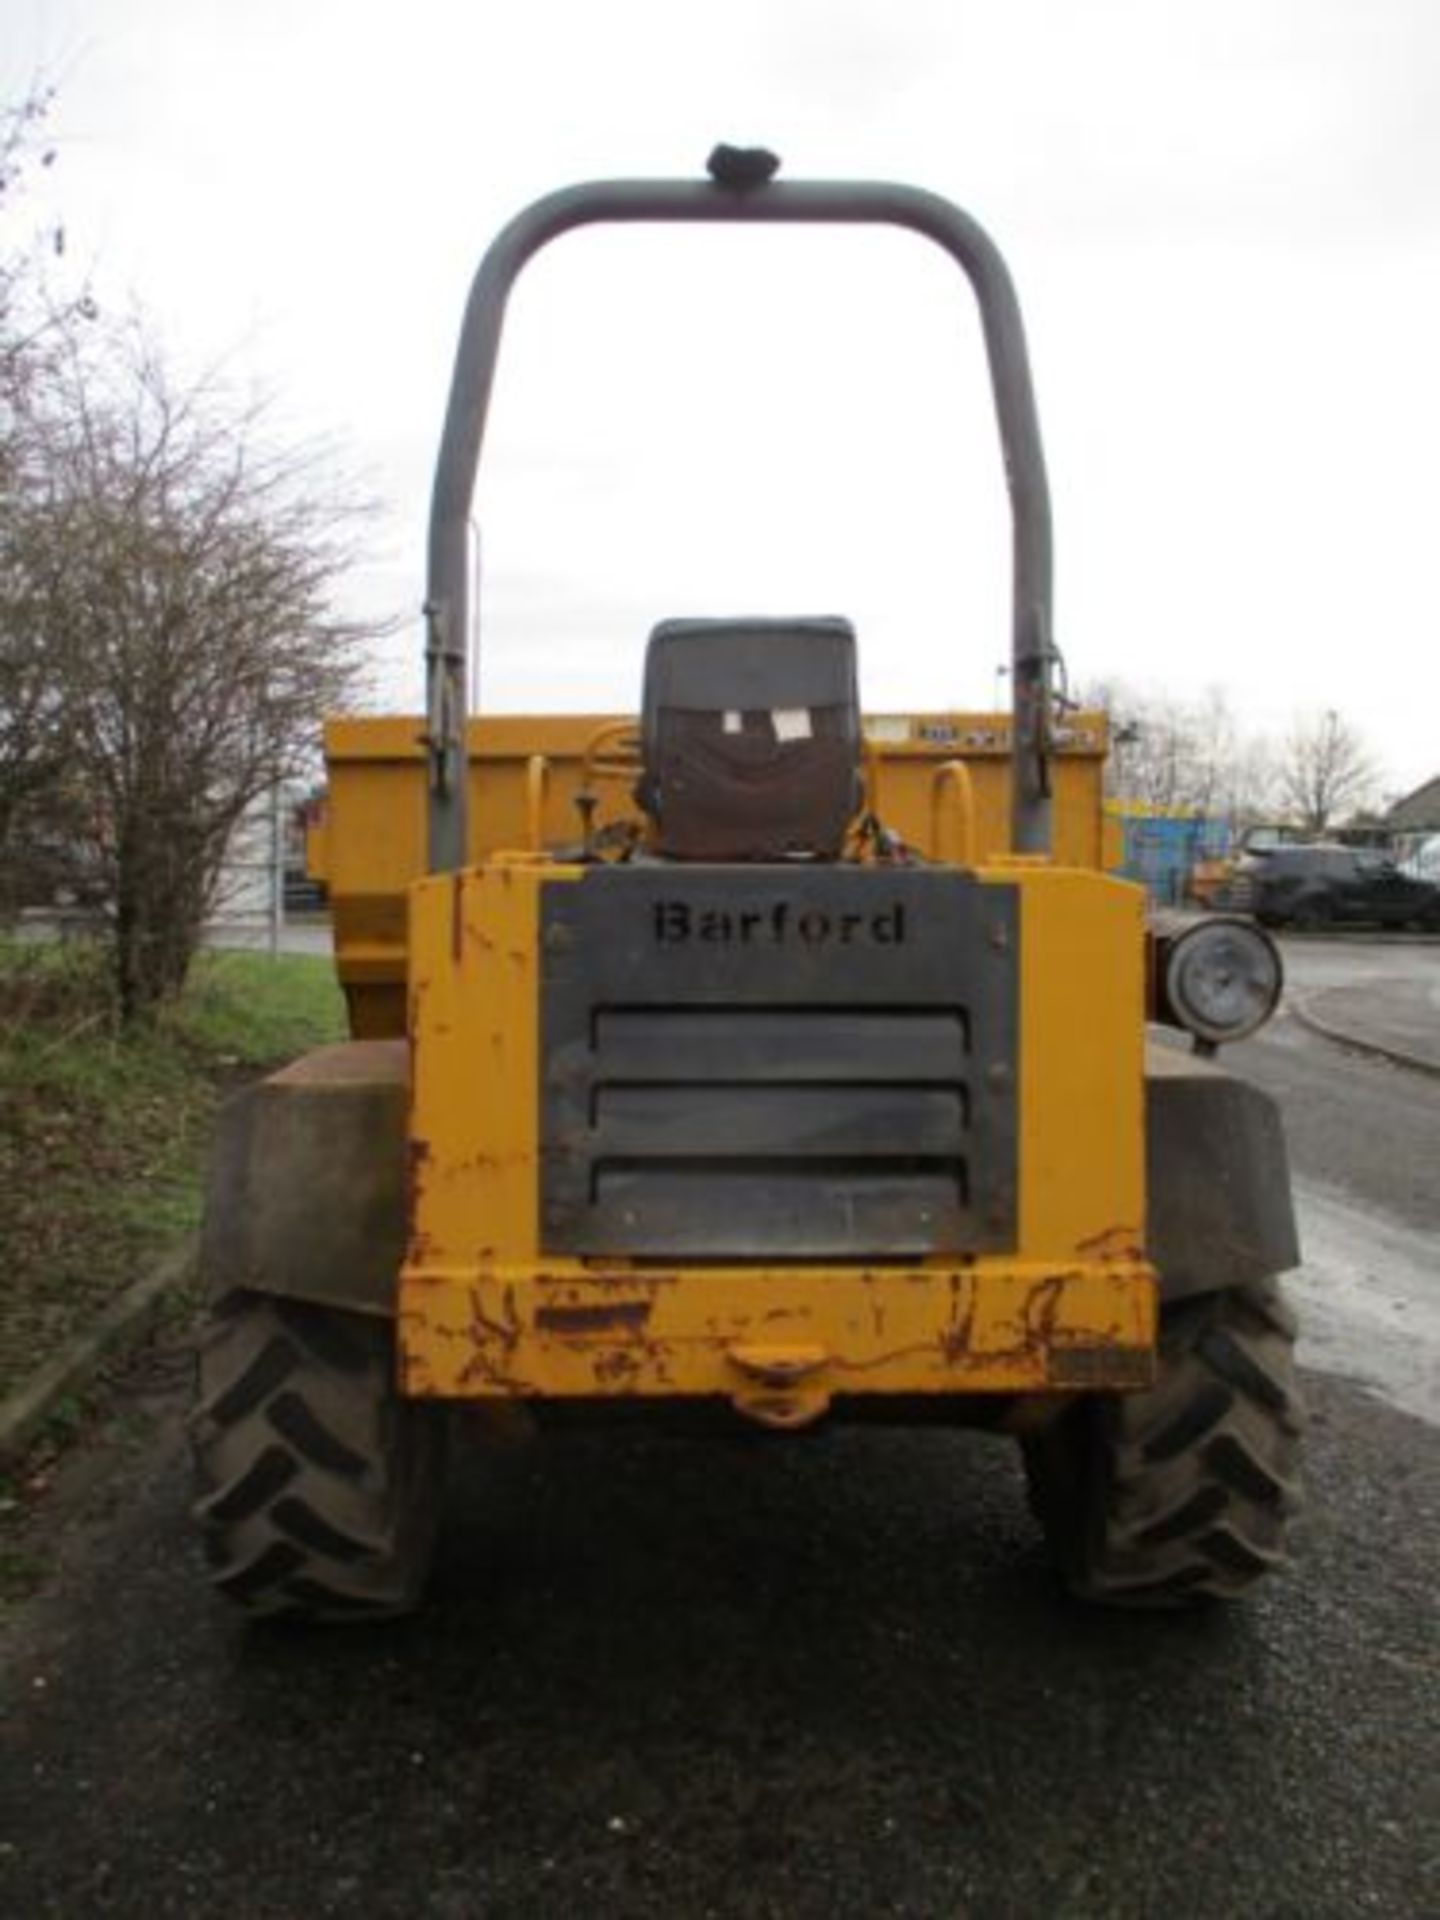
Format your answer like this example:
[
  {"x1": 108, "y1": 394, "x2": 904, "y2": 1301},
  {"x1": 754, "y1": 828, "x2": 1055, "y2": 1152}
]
[
  {"x1": 467, "y1": 1148, "x2": 540, "y2": 1175},
  {"x1": 838, "y1": 1342, "x2": 960, "y2": 1376},
  {"x1": 535, "y1": 1300, "x2": 654, "y2": 1336},
  {"x1": 1076, "y1": 1224, "x2": 1146, "y2": 1263},
  {"x1": 1048, "y1": 1346, "x2": 1153, "y2": 1388},
  {"x1": 592, "y1": 1346, "x2": 647, "y2": 1388},
  {"x1": 401, "y1": 1258, "x2": 1156, "y2": 1400},
  {"x1": 450, "y1": 872, "x2": 465, "y2": 962},
  {"x1": 1023, "y1": 1273, "x2": 1069, "y2": 1345},
  {"x1": 397, "y1": 1346, "x2": 435, "y2": 1396},
  {"x1": 939, "y1": 1272, "x2": 977, "y2": 1362},
  {"x1": 467, "y1": 1282, "x2": 521, "y2": 1353},
  {"x1": 571, "y1": 1268, "x2": 679, "y2": 1293},
  {"x1": 453, "y1": 1289, "x2": 538, "y2": 1392}
]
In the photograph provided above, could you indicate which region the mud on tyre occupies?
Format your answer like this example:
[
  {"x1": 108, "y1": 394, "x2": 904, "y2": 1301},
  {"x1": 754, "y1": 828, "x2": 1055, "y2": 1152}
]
[
  {"x1": 191, "y1": 1292, "x2": 446, "y2": 1621},
  {"x1": 1024, "y1": 1277, "x2": 1303, "y2": 1606}
]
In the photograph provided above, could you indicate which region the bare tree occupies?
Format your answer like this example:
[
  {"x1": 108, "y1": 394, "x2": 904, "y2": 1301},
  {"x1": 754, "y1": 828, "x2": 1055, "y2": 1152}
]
[
  {"x1": 9, "y1": 323, "x2": 374, "y2": 1015},
  {"x1": 1, "y1": 82, "x2": 101, "y2": 912},
  {"x1": 2, "y1": 84, "x2": 96, "y2": 438},
  {"x1": 0, "y1": 474, "x2": 84, "y2": 912},
  {"x1": 1191, "y1": 689, "x2": 1280, "y2": 825},
  {"x1": 1084, "y1": 678, "x2": 1276, "y2": 823},
  {"x1": 1213, "y1": 731, "x2": 1279, "y2": 827},
  {"x1": 1276, "y1": 709, "x2": 1376, "y2": 836},
  {"x1": 1, "y1": 86, "x2": 57, "y2": 417}
]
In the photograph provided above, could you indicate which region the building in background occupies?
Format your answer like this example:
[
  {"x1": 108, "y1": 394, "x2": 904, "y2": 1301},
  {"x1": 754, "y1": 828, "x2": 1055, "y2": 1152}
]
[
  {"x1": 1387, "y1": 776, "x2": 1440, "y2": 880},
  {"x1": 209, "y1": 781, "x2": 328, "y2": 941},
  {"x1": 1387, "y1": 776, "x2": 1440, "y2": 859}
]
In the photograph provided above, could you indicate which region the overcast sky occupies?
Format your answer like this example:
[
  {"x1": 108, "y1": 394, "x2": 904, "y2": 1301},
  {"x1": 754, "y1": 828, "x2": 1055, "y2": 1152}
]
[{"x1": 7, "y1": 0, "x2": 1438, "y2": 795}]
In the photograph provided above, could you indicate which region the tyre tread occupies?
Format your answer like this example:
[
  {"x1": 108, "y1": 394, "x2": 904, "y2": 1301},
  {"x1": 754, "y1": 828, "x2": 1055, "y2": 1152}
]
[
  {"x1": 190, "y1": 1291, "x2": 444, "y2": 1623},
  {"x1": 1024, "y1": 1278, "x2": 1303, "y2": 1609}
]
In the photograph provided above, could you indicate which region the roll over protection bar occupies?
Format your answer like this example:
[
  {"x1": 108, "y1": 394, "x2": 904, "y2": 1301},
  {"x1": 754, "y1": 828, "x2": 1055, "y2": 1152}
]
[{"x1": 425, "y1": 154, "x2": 1056, "y2": 870}]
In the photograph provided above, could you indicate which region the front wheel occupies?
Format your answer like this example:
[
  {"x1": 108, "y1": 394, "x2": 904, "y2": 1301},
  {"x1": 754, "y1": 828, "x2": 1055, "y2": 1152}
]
[
  {"x1": 1023, "y1": 1278, "x2": 1303, "y2": 1607},
  {"x1": 191, "y1": 1292, "x2": 447, "y2": 1622}
]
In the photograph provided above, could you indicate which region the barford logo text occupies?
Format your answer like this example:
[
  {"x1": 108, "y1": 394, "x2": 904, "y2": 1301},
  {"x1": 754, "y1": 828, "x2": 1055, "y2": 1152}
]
[{"x1": 652, "y1": 900, "x2": 907, "y2": 947}]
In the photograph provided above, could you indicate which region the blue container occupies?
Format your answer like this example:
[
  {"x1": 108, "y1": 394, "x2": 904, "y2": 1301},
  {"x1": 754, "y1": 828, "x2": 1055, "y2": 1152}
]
[{"x1": 1115, "y1": 811, "x2": 1231, "y2": 907}]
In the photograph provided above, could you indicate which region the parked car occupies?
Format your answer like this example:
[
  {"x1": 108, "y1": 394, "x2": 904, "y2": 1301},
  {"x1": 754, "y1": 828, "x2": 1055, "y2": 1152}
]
[{"x1": 1231, "y1": 844, "x2": 1440, "y2": 930}]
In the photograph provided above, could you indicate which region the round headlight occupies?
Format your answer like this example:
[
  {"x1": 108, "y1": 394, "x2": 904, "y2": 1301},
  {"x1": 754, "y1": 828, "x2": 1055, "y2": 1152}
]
[{"x1": 1158, "y1": 915, "x2": 1284, "y2": 1045}]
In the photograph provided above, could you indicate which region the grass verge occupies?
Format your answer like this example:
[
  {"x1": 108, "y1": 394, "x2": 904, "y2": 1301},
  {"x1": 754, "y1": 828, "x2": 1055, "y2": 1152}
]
[{"x1": 0, "y1": 941, "x2": 347, "y2": 1403}]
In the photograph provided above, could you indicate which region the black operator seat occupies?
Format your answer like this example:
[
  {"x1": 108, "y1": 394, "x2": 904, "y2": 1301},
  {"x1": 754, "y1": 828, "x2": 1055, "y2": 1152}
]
[{"x1": 637, "y1": 617, "x2": 863, "y2": 861}]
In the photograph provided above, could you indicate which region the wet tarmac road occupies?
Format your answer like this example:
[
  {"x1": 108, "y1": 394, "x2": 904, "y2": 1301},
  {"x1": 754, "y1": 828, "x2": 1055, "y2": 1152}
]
[{"x1": 2, "y1": 940, "x2": 1437, "y2": 1918}]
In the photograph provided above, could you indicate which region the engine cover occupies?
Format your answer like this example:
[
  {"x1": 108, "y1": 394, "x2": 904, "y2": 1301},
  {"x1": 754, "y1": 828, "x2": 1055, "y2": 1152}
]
[{"x1": 539, "y1": 865, "x2": 1020, "y2": 1258}]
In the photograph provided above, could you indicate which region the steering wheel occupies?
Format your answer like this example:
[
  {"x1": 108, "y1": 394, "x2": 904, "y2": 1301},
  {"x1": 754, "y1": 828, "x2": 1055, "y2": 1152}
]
[{"x1": 580, "y1": 719, "x2": 644, "y2": 790}]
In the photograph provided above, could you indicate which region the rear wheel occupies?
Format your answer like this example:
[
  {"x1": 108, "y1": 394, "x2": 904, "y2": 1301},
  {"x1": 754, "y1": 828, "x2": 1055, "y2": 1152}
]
[
  {"x1": 191, "y1": 1291, "x2": 447, "y2": 1622},
  {"x1": 1023, "y1": 1277, "x2": 1303, "y2": 1607}
]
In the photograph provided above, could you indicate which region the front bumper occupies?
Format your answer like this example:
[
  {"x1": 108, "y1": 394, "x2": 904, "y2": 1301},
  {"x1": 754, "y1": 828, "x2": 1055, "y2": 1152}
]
[{"x1": 397, "y1": 1259, "x2": 1157, "y2": 1417}]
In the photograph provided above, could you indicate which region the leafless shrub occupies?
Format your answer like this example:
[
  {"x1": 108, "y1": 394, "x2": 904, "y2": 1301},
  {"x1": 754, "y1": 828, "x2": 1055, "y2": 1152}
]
[
  {"x1": 1276, "y1": 709, "x2": 1377, "y2": 837},
  {"x1": 1082, "y1": 679, "x2": 1278, "y2": 823},
  {"x1": 4, "y1": 319, "x2": 377, "y2": 1017}
]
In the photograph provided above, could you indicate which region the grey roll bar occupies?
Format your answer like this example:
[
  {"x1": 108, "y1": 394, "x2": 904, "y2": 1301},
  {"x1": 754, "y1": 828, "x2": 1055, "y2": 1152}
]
[{"x1": 425, "y1": 163, "x2": 1056, "y2": 869}]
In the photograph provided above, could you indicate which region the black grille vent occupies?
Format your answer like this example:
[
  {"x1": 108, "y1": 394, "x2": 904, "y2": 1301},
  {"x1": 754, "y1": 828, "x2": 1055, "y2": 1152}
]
[
  {"x1": 579, "y1": 1008, "x2": 967, "y2": 1257},
  {"x1": 540, "y1": 870, "x2": 1018, "y2": 1259}
]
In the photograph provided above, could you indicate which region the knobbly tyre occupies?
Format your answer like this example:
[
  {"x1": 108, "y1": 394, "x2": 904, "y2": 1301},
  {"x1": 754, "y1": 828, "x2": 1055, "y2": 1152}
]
[{"x1": 191, "y1": 147, "x2": 1302, "y2": 1620}]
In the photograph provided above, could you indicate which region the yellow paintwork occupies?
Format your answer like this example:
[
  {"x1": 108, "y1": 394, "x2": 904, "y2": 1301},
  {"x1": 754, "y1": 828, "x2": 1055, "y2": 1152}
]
[
  {"x1": 303, "y1": 803, "x2": 330, "y2": 886},
  {"x1": 321, "y1": 711, "x2": 1112, "y2": 1035},
  {"x1": 1101, "y1": 809, "x2": 1125, "y2": 873},
  {"x1": 398, "y1": 1261, "x2": 1154, "y2": 1401},
  {"x1": 398, "y1": 857, "x2": 1156, "y2": 1403}
]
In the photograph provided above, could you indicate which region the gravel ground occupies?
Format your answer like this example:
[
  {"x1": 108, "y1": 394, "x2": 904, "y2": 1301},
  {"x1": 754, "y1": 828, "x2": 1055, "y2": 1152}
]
[{"x1": 1, "y1": 1363, "x2": 1436, "y2": 1919}]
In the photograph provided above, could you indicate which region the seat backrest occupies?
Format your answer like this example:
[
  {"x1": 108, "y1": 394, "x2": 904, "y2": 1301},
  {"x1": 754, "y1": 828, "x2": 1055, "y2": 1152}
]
[{"x1": 639, "y1": 617, "x2": 862, "y2": 860}]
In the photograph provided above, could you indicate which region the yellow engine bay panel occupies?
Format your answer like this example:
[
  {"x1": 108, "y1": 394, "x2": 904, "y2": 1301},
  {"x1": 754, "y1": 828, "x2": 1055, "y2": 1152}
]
[{"x1": 399, "y1": 857, "x2": 1155, "y2": 1407}]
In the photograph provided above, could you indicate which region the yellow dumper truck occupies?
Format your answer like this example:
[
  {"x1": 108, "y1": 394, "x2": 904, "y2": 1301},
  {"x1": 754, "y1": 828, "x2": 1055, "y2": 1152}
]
[{"x1": 192, "y1": 149, "x2": 1301, "y2": 1620}]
